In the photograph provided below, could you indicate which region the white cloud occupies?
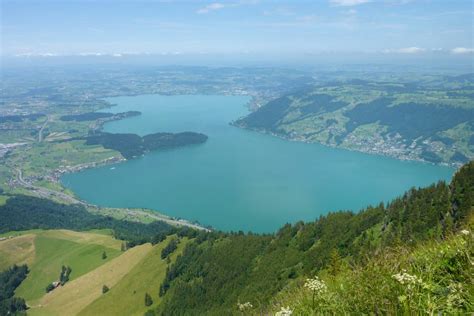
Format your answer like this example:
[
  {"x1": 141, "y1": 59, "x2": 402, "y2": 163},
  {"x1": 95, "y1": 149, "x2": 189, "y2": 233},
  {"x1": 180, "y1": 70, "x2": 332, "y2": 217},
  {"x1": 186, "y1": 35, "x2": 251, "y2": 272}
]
[
  {"x1": 383, "y1": 47, "x2": 425, "y2": 54},
  {"x1": 450, "y1": 47, "x2": 474, "y2": 54},
  {"x1": 330, "y1": 0, "x2": 370, "y2": 6},
  {"x1": 197, "y1": 3, "x2": 226, "y2": 14}
]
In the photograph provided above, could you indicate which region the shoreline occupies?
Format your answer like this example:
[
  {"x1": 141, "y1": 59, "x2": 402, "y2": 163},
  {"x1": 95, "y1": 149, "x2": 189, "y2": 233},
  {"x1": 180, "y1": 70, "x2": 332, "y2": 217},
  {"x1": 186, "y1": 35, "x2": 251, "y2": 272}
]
[{"x1": 231, "y1": 122, "x2": 461, "y2": 170}]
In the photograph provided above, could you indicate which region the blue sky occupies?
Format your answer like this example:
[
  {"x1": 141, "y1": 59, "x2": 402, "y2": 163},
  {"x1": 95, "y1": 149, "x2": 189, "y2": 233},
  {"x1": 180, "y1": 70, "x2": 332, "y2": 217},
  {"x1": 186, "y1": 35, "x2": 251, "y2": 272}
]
[{"x1": 2, "y1": 0, "x2": 473, "y2": 60}]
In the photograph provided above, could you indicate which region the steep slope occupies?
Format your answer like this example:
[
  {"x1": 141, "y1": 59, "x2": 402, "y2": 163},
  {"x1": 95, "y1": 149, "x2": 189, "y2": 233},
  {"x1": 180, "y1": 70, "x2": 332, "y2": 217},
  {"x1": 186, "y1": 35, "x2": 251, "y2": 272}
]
[
  {"x1": 29, "y1": 243, "x2": 153, "y2": 316},
  {"x1": 79, "y1": 237, "x2": 188, "y2": 316},
  {"x1": 15, "y1": 230, "x2": 122, "y2": 302}
]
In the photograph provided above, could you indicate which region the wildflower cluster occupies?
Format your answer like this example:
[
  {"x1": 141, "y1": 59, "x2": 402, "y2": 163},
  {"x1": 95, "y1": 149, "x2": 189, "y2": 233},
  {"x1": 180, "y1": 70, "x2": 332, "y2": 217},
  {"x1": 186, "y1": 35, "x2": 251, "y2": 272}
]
[
  {"x1": 304, "y1": 276, "x2": 327, "y2": 294},
  {"x1": 460, "y1": 229, "x2": 470, "y2": 236},
  {"x1": 237, "y1": 301, "x2": 253, "y2": 312},
  {"x1": 275, "y1": 306, "x2": 293, "y2": 316},
  {"x1": 446, "y1": 282, "x2": 465, "y2": 311},
  {"x1": 392, "y1": 270, "x2": 423, "y2": 291}
]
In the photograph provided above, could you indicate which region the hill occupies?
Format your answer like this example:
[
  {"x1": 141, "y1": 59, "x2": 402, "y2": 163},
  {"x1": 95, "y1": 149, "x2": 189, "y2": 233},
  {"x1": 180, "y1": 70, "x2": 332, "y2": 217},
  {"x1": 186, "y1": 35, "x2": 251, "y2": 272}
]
[
  {"x1": 1, "y1": 162, "x2": 473, "y2": 315},
  {"x1": 0, "y1": 231, "x2": 188, "y2": 316},
  {"x1": 235, "y1": 77, "x2": 474, "y2": 165},
  {"x1": 4, "y1": 230, "x2": 122, "y2": 302}
]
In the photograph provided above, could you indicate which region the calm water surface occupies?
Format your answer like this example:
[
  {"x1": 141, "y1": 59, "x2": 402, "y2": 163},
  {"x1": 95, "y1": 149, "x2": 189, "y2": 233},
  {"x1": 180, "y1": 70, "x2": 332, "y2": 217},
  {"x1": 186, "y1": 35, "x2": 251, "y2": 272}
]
[{"x1": 61, "y1": 95, "x2": 454, "y2": 232}]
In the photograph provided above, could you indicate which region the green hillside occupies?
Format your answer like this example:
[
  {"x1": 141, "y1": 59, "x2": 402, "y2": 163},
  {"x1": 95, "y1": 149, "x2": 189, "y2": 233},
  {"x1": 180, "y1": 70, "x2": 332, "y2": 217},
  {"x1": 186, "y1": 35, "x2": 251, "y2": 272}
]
[
  {"x1": 1, "y1": 162, "x2": 473, "y2": 315},
  {"x1": 79, "y1": 237, "x2": 188, "y2": 316},
  {"x1": 14, "y1": 230, "x2": 122, "y2": 302},
  {"x1": 236, "y1": 76, "x2": 474, "y2": 165}
]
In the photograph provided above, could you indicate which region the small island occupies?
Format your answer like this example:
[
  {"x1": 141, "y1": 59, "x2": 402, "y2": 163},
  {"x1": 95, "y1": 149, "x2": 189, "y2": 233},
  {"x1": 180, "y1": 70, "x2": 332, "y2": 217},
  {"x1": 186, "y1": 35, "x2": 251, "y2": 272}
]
[{"x1": 85, "y1": 131, "x2": 208, "y2": 159}]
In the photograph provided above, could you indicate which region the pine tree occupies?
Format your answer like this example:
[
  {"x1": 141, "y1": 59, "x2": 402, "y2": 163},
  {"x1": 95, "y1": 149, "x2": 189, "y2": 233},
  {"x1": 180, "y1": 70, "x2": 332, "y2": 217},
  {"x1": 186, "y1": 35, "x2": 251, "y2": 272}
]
[
  {"x1": 328, "y1": 248, "x2": 342, "y2": 276},
  {"x1": 145, "y1": 293, "x2": 153, "y2": 306}
]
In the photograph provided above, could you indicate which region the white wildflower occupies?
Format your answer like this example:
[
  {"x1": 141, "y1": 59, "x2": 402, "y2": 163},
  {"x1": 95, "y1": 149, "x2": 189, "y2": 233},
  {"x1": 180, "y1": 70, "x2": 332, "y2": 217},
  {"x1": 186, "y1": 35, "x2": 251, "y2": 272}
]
[
  {"x1": 460, "y1": 229, "x2": 470, "y2": 236},
  {"x1": 275, "y1": 306, "x2": 293, "y2": 316},
  {"x1": 304, "y1": 276, "x2": 327, "y2": 294},
  {"x1": 237, "y1": 301, "x2": 253, "y2": 311},
  {"x1": 392, "y1": 270, "x2": 423, "y2": 291}
]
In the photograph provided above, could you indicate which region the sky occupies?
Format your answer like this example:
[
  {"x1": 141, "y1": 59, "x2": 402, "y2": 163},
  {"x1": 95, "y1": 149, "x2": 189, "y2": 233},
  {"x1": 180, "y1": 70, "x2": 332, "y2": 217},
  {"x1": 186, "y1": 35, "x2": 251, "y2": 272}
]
[{"x1": 1, "y1": 0, "x2": 473, "y2": 63}]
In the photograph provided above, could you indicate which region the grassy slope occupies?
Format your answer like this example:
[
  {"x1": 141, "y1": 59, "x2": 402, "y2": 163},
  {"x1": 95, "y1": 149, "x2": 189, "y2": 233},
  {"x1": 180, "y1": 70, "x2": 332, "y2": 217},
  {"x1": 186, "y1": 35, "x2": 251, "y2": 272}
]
[
  {"x1": 29, "y1": 243, "x2": 153, "y2": 316},
  {"x1": 15, "y1": 230, "x2": 122, "y2": 302},
  {"x1": 79, "y1": 237, "x2": 188, "y2": 316},
  {"x1": 0, "y1": 233, "x2": 36, "y2": 271},
  {"x1": 269, "y1": 229, "x2": 474, "y2": 315}
]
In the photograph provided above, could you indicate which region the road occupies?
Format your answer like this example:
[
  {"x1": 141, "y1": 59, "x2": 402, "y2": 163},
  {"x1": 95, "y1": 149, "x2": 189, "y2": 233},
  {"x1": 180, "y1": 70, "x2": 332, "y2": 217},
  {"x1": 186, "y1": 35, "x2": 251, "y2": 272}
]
[{"x1": 38, "y1": 116, "x2": 51, "y2": 142}]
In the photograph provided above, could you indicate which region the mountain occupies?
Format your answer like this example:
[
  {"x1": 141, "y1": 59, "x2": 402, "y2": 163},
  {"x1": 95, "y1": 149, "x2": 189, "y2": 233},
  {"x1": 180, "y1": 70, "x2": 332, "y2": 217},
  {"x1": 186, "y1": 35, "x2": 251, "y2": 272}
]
[
  {"x1": 235, "y1": 77, "x2": 474, "y2": 166},
  {"x1": 0, "y1": 161, "x2": 473, "y2": 315}
]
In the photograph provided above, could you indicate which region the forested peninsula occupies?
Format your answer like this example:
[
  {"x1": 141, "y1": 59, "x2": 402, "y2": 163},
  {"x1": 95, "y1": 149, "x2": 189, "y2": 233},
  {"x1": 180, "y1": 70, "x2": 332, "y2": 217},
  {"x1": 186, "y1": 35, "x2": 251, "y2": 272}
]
[{"x1": 85, "y1": 131, "x2": 208, "y2": 159}]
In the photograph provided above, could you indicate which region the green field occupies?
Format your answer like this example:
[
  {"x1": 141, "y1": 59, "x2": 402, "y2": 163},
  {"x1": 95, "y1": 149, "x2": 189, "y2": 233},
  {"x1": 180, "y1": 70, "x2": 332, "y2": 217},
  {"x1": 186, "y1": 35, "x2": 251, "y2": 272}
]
[
  {"x1": 14, "y1": 230, "x2": 122, "y2": 302},
  {"x1": 79, "y1": 237, "x2": 188, "y2": 316},
  {"x1": 1, "y1": 229, "x2": 187, "y2": 315},
  {"x1": 28, "y1": 243, "x2": 154, "y2": 316}
]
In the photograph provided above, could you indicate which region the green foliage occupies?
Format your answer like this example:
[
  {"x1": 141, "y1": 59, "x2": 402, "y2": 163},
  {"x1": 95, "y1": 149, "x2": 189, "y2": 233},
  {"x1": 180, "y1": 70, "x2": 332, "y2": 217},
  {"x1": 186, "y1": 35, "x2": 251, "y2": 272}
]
[
  {"x1": 0, "y1": 264, "x2": 28, "y2": 301},
  {"x1": 160, "y1": 238, "x2": 178, "y2": 260},
  {"x1": 0, "y1": 297, "x2": 27, "y2": 315},
  {"x1": 102, "y1": 251, "x2": 107, "y2": 260},
  {"x1": 59, "y1": 265, "x2": 72, "y2": 285},
  {"x1": 0, "y1": 113, "x2": 45, "y2": 123},
  {"x1": 102, "y1": 285, "x2": 109, "y2": 294},
  {"x1": 345, "y1": 99, "x2": 472, "y2": 140},
  {"x1": 144, "y1": 293, "x2": 153, "y2": 306},
  {"x1": 45, "y1": 283, "x2": 55, "y2": 293},
  {"x1": 60, "y1": 112, "x2": 114, "y2": 121},
  {"x1": 0, "y1": 195, "x2": 175, "y2": 244},
  {"x1": 0, "y1": 265, "x2": 28, "y2": 315},
  {"x1": 85, "y1": 131, "x2": 208, "y2": 159},
  {"x1": 273, "y1": 232, "x2": 473, "y2": 314}
]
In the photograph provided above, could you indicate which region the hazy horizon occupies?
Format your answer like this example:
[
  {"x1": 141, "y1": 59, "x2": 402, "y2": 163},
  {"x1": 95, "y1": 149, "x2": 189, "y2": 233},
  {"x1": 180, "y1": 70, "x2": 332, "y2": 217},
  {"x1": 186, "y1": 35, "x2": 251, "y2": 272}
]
[{"x1": 2, "y1": 0, "x2": 473, "y2": 68}]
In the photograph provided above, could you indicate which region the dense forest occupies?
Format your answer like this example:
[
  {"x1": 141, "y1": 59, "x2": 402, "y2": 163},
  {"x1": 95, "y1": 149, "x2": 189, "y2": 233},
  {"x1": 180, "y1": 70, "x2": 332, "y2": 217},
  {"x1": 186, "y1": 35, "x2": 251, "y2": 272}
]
[
  {"x1": 85, "y1": 131, "x2": 208, "y2": 159},
  {"x1": 0, "y1": 114, "x2": 45, "y2": 123},
  {"x1": 344, "y1": 98, "x2": 473, "y2": 140},
  {"x1": 0, "y1": 265, "x2": 28, "y2": 315},
  {"x1": 0, "y1": 195, "x2": 176, "y2": 245},
  {"x1": 60, "y1": 110, "x2": 141, "y2": 122},
  {"x1": 152, "y1": 161, "x2": 474, "y2": 315}
]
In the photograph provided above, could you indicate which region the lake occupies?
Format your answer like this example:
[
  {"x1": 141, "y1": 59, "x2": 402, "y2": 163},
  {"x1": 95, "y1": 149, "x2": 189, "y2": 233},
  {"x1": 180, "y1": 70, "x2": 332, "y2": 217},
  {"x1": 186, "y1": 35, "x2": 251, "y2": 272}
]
[{"x1": 61, "y1": 94, "x2": 454, "y2": 233}]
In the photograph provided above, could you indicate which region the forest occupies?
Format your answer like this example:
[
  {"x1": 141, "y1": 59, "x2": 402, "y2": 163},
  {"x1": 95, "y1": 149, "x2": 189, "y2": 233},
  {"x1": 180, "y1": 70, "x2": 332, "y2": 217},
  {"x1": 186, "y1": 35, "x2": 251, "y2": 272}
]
[
  {"x1": 0, "y1": 265, "x2": 28, "y2": 315},
  {"x1": 85, "y1": 131, "x2": 208, "y2": 159},
  {"x1": 60, "y1": 110, "x2": 141, "y2": 122},
  {"x1": 0, "y1": 195, "x2": 176, "y2": 245},
  {"x1": 0, "y1": 114, "x2": 45, "y2": 123}
]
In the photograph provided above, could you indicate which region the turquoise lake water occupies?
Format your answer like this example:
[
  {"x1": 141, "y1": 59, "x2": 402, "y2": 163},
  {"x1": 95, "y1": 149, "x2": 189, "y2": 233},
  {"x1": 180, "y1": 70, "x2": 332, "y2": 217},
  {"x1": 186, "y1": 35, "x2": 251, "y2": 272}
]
[{"x1": 61, "y1": 94, "x2": 455, "y2": 233}]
